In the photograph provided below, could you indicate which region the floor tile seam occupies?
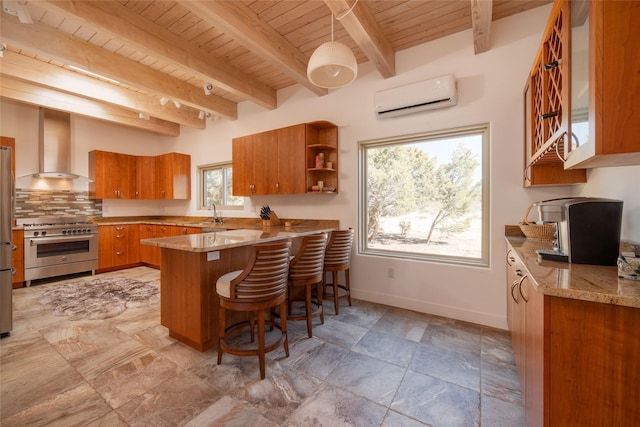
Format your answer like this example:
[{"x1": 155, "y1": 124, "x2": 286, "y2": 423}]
[
  {"x1": 384, "y1": 407, "x2": 436, "y2": 427},
  {"x1": 404, "y1": 367, "x2": 482, "y2": 395},
  {"x1": 315, "y1": 379, "x2": 396, "y2": 415}
]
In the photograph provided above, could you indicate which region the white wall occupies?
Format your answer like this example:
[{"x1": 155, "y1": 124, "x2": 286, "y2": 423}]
[{"x1": 3, "y1": 4, "x2": 638, "y2": 329}]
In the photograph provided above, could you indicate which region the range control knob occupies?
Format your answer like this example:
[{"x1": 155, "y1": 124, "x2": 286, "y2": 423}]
[
  {"x1": 33, "y1": 231, "x2": 39, "y2": 237},
  {"x1": 41, "y1": 231, "x2": 47, "y2": 236}
]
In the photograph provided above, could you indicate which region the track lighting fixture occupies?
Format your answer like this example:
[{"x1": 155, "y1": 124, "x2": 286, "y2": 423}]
[
  {"x1": 172, "y1": 100, "x2": 181, "y2": 108},
  {"x1": 138, "y1": 113, "x2": 150, "y2": 120},
  {"x1": 203, "y1": 83, "x2": 213, "y2": 95},
  {"x1": 159, "y1": 97, "x2": 169, "y2": 106}
]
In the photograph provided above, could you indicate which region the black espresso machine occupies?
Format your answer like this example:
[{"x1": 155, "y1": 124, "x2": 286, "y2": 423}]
[{"x1": 533, "y1": 197, "x2": 623, "y2": 266}]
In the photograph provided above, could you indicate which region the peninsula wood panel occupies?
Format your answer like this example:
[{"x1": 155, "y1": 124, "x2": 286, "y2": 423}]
[{"x1": 160, "y1": 245, "x2": 254, "y2": 351}]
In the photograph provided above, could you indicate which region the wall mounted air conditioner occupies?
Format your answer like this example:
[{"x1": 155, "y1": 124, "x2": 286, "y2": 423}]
[{"x1": 374, "y1": 74, "x2": 457, "y2": 118}]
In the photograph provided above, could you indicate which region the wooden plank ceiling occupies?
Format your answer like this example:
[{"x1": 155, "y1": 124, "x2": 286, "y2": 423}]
[{"x1": 0, "y1": 0, "x2": 551, "y2": 136}]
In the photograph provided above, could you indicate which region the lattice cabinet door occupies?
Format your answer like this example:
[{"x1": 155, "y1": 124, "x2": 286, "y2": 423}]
[{"x1": 523, "y1": 0, "x2": 586, "y2": 187}]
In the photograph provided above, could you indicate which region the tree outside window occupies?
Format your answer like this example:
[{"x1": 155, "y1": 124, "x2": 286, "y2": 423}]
[
  {"x1": 359, "y1": 124, "x2": 489, "y2": 266},
  {"x1": 200, "y1": 163, "x2": 243, "y2": 209}
]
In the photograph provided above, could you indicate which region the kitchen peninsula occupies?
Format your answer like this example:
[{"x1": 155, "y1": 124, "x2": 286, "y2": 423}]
[{"x1": 141, "y1": 220, "x2": 338, "y2": 351}]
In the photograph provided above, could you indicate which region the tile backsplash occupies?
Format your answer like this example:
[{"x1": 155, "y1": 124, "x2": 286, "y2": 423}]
[{"x1": 15, "y1": 189, "x2": 102, "y2": 219}]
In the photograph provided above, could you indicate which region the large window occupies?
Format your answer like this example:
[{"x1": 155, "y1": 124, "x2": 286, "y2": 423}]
[
  {"x1": 199, "y1": 163, "x2": 243, "y2": 209},
  {"x1": 358, "y1": 124, "x2": 490, "y2": 267}
]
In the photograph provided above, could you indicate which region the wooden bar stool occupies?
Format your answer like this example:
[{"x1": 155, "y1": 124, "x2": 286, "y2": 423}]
[
  {"x1": 286, "y1": 232, "x2": 327, "y2": 338},
  {"x1": 323, "y1": 228, "x2": 354, "y2": 315},
  {"x1": 216, "y1": 241, "x2": 291, "y2": 379}
]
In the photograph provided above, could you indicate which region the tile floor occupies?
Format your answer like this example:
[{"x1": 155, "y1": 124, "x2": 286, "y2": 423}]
[{"x1": 0, "y1": 266, "x2": 525, "y2": 426}]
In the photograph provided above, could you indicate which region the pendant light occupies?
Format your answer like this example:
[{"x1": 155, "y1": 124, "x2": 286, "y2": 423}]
[{"x1": 307, "y1": 12, "x2": 357, "y2": 89}]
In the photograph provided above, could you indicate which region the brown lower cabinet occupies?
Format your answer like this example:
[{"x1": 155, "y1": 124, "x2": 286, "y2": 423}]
[
  {"x1": 98, "y1": 225, "x2": 140, "y2": 271},
  {"x1": 11, "y1": 229, "x2": 24, "y2": 288},
  {"x1": 99, "y1": 223, "x2": 202, "y2": 272},
  {"x1": 506, "y1": 242, "x2": 640, "y2": 426},
  {"x1": 139, "y1": 224, "x2": 201, "y2": 269}
]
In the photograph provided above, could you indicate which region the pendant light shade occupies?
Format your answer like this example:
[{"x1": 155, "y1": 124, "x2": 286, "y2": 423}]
[
  {"x1": 307, "y1": 11, "x2": 358, "y2": 89},
  {"x1": 307, "y1": 41, "x2": 357, "y2": 88}
]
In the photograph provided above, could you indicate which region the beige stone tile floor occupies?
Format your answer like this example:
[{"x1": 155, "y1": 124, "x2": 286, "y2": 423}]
[{"x1": 0, "y1": 266, "x2": 525, "y2": 426}]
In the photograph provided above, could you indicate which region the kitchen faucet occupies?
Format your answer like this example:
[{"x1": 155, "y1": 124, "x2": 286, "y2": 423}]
[{"x1": 209, "y1": 201, "x2": 223, "y2": 223}]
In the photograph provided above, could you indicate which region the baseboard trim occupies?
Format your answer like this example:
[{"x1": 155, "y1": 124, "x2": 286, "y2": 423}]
[{"x1": 351, "y1": 288, "x2": 508, "y2": 330}]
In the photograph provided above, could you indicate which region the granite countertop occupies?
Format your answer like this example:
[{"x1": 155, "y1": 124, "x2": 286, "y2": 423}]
[
  {"x1": 141, "y1": 225, "x2": 337, "y2": 252},
  {"x1": 506, "y1": 235, "x2": 640, "y2": 309},
  {"x1": 88, "y1": 216, "x2": 259, "y2": 229},
  {"x1": 89, "y1": 216, "x2": 339, "y2": 232}
]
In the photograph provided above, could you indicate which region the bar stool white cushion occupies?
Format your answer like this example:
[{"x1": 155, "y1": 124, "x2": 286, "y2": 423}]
[{"x1": 216, "y1": 270, "x2": 242, "y2": 299}]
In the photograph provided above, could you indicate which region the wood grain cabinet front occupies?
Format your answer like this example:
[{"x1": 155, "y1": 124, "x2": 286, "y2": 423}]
[
  {"x1": 89, "y1": 151, "x2": 137, "y2": 199},
  {"x1": 139, "y1": 224, "x2": 202, "y2": 268},
  {"x1": 563, "y1": 0, "x2": 640, "y2": 168},
  {"x1": 523, "y1": 0, "x2": 586, "y2": 186},
  {"x1": 232, "y1": 121, "x2": 338, "y2": 196},
  {"x1": 11, "y1": 229, "x2": 24, "y2": 288},
  {"x1": 506, "y1": 241, "x2": 640, "y2": 426},
  {"x1": 89, "y1": 151, "x2": 191, "y2": 200},
  {"x1": 98, "y1": 225, "x2": 140, "y2": 271},
  {"x1": 155, "y1": 153, "x2": 191, "y2": 200}
]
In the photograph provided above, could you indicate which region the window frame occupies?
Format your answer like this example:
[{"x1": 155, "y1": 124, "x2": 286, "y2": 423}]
[
  {"x1": 198, "y1": 162, "x2": 244, "y2": 210},
  {"x1": 357, "y1": 123, "x2": 491, "y2": 267}
]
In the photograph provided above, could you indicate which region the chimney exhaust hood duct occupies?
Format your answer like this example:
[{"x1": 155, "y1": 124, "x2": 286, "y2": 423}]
[{"x1": 32, "y1": 108, "x2": 91, "y2": 181}]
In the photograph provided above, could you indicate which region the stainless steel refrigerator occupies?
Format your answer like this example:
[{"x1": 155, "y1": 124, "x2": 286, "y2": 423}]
[{"x1": 1, "y1": 146, "x2": 14, "y2": 337}]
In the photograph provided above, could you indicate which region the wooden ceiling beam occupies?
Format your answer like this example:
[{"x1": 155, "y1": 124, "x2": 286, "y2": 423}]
[
  {"x1": 1, "y1": 76, "x2": 180, "y2": 136},
  {"x1": 180, "y1": 1, "x2": 328, "y2": 96},
  {"x1": 1, "y1": 51, "x2": 205, "y2": 129},
  {"x1": 471, "y1": 0, "x2": 493, "y2": 54},
  {"x1": 0, "y1": 15, "x2": 238, "y2": 120},
  {"x1": 323, "y1": 0, "x2": 395, "y2": 78},
  {"x1": 36, "y1": 0, "x2": 277, "y2": 110}
]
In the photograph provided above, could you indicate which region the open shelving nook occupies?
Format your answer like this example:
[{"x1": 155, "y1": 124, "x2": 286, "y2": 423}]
[{"x1": 306, "y1": 121, "x2": 339, "y2": 194}]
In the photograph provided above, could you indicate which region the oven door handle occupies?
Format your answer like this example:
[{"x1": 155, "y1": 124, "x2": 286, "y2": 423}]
[{"x1": 28, "y1": 235, "x2": 97, "y2": 246}]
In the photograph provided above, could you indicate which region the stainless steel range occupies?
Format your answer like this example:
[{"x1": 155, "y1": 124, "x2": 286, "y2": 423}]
[{"x1": 17, "y1": 216, "x2": 98, "y2": 286}]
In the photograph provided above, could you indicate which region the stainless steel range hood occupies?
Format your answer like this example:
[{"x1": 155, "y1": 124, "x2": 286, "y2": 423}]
[{"x1": 32, "y1": 108, "x2": 90, "y2": 180}]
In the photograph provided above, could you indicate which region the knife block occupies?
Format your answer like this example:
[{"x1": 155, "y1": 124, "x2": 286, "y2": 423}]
[{"x1": 262, "y1": 211, "x2": 281, "y2": 228}]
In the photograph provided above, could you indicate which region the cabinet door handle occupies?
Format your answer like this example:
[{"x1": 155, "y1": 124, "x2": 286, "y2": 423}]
[
  {"x1": 515, "y1": 269, "x2": 523, "y2": 277},
  {"x1": 116, "y1": 251, "x2": 124, "y2": 255},
  {"x1": 11, "y1": 244, "x2": 16, "y2": 252},
  {"x1": 541, "y1": 111, "x2": 558, "y2": 119},
  {"x1": 276, "y1": 182, "x2": 280, "y2": 193},
  {"x1": 506, "y1": 250, "x2": 514, "y2": 266},
  {"x1": 518, "y1": 276, "x2": 529, "y2": 303},
  {"x1": 116, "y1": 227, "x2": 125, "y2": 231},
  {"x1": 511, "y1": 280, "x2": 520, "y2": 303},
  {"x1": 135, "y1": 191, "x2": 139, "y2": 199},
  {"x1": 250, "y1": 184, "x2": 255, "y2": 194},
  {"x1": 115, "y1": 235, "x2": 124, "y2": 238}
]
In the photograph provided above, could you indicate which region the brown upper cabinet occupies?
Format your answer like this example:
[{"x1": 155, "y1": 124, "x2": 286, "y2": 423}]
[
  {"x1": 232, "y1": 121, "x2": 338, "y2": 196},
  {"x1": 89, "y1": 150, "x2": 137, "y2": 198},
  {"x1": 563, "y1": 0, "x2": 640, "y2": 168},
  {"x1": 155, "y1": 153, "x2": 191, "y2": 200},
  {"x1": 135, "y1": 156, "x2": 156, "y2": 200},
  {"x1": 524, "y1": 0, "x2": 640, "y2": 186},
  {"x1": 89, "y1": 150, "x2": 191, "y2": 200},
  {"x1": 523, "y1": 0, "x2": 586, "y2": 186}
]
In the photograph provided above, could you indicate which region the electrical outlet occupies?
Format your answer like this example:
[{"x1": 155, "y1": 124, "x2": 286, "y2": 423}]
[{"x1": 388, "y1": 267, "x2": 394, "y2": 279}]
